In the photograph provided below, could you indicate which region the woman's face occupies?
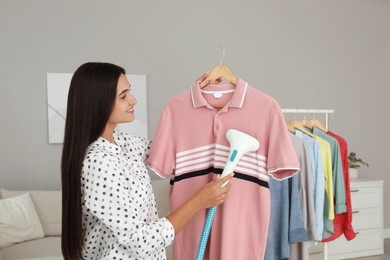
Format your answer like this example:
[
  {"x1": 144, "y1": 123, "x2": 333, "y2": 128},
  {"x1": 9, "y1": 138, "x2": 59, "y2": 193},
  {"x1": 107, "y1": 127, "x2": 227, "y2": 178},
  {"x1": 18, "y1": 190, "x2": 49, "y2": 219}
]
[{"x1": 107, "y1": 73, "x2": 137, "y2": 125}]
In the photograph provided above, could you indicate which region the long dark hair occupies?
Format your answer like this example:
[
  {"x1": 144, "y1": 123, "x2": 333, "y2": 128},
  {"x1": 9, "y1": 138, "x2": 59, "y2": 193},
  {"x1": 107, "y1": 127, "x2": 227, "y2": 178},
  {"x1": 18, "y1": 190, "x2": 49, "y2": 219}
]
[{"x1": 61, "y1": 62, "x2": 125, "y2": 259}]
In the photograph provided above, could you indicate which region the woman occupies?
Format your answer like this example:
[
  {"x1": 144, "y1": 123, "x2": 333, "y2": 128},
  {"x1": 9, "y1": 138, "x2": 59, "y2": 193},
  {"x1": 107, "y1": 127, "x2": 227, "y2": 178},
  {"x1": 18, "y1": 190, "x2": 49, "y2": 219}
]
[{"x1": 61, "y1": 62, "x2": 232, "y2": 259}]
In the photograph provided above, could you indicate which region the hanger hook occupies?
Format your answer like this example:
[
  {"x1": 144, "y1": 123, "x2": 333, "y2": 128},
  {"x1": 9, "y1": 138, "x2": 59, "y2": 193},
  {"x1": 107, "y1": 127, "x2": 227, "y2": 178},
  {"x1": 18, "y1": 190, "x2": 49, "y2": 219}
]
[{"x1": 216, "y1": 46, "x2": 226, "y2": 65}]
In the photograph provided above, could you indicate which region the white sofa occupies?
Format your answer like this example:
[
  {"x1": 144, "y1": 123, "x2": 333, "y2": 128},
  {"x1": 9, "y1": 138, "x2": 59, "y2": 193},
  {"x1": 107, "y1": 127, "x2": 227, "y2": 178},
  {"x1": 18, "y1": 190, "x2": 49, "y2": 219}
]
[
  {"x1": 0, "y1": 189, "x2": 62, "y2": 260},
  {"x1": 0, "y1": 178, "x2": 173, "y2": 260},
  {"x1": 1, "y1": 180, "x2": 325, "y2": 260}
]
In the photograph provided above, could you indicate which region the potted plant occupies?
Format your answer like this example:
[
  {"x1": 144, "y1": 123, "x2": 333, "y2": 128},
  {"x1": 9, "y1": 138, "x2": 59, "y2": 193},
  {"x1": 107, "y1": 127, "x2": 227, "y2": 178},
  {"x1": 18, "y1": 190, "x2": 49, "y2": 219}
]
[{"x1": 348, "y1": 152, "x2": 369, "y2": 179}]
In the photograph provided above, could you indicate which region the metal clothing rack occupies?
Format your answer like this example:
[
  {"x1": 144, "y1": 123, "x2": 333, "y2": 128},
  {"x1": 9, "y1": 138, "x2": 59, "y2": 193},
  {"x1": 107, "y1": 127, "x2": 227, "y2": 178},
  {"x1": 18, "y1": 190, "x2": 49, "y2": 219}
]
[{"x1": 282, "y1": 108, "x2": 335, "y2": 260}]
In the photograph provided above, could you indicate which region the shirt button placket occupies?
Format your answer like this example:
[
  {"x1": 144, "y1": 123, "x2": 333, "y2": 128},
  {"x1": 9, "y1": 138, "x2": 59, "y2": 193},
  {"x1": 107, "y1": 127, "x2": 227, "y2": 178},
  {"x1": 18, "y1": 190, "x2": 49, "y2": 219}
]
[
  {"x1": 213, "y1": 112, "x2": 220, "y2": 181},
  {"x1": 213, "y1": 113, "x2": 219, "y2": 137}
]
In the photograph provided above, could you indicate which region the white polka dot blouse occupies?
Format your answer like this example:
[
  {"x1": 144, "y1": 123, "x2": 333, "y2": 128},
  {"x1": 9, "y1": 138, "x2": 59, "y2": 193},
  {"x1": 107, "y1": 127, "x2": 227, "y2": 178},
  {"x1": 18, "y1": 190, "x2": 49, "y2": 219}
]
[{"x1": 81, "y1": 131, "x2": 174, "y2": 259}]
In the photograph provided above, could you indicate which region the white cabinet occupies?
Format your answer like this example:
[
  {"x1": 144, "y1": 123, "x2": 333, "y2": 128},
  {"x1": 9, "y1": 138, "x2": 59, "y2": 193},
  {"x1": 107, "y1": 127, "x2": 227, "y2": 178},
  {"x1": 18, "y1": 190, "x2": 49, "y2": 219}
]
[{"x1": 328, "y1": 179, "x2": 384, "y2": 259}]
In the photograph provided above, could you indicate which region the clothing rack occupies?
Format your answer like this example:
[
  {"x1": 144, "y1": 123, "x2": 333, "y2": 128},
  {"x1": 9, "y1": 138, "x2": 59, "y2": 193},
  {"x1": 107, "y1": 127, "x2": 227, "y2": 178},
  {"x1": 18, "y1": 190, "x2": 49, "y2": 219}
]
[
  {"x1": 282, "y1": 109, "x2": 334, "y2": 131},
  {"x1": 282, "y1": 108, "x2": 335, "y2": 260}
]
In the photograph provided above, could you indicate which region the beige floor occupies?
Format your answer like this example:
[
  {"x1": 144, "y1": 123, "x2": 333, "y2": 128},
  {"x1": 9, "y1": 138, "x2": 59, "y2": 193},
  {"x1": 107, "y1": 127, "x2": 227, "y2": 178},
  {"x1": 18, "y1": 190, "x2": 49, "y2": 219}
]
[{"x1": 348, "y1": 239, "x2": 390, "y2": 260}]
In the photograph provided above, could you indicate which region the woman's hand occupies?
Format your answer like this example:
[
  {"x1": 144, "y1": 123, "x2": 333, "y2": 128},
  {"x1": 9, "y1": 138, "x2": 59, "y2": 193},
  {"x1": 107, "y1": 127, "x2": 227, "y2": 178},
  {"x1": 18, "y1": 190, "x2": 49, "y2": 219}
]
[
  {"x1": 197, "y1": 72, "x2": 210, "y2": 83},
  {"x1": 197, "y1": 72, "x2": 223, "y2": 86},
  {"x1": 166, "y1": 173, "x2": 233, "y2": 234},
  {"x1": 191, "y1": 173, "x2": 233, "y2": 211}
]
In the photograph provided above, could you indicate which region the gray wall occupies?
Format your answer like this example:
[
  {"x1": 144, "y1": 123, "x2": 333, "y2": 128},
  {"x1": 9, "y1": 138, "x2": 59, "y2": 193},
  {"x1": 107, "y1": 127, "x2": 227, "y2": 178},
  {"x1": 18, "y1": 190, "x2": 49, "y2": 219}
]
[{"x1": 1, "y1": 0, "x2": 389, "y2": 230}]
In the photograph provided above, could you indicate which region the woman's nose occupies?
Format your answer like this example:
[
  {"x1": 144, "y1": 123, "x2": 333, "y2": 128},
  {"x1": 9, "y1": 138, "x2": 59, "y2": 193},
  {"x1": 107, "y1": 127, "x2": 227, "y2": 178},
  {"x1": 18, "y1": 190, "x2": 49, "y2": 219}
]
[{"x1": 129, "y1": 94, "x2": 137, "y2": 105}]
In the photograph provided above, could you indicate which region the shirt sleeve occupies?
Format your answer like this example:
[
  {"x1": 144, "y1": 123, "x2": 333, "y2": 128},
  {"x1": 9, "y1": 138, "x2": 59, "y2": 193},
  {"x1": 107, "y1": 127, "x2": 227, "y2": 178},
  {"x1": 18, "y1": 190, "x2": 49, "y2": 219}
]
[
  {"x1": 143, "y1": 139, "x2": 152, "y2": 162},
  {"x1": 116, "y1": 131, "x2": 151, "y2": 162},
  {"x1": 331, "y1": 141, "x2": 347, "y2": 214},
  {"x1": 266, "y1": 101, "x2": 300, "y2": 180},
  {"x1": 132, "y1": 135, "x2": 152, "y2": 162},
  {"x1": 147, "y1": 106, "x2": 176, "y2": 178},
  {"x1": 298, "y1": 138, "x2": 318, "y2": 241},
  {"x1": 82, "y1": 155, "x2": 175, "y2": 258},
  {"x1": 288, "y1": 174, "x2": 308, "y2": 243},
  {"x1": 313, "y1": 140, "x2": 325, "y2": 240},
  {"x1": 320, "y1": 139, "x2": 335, "y2": 220}
]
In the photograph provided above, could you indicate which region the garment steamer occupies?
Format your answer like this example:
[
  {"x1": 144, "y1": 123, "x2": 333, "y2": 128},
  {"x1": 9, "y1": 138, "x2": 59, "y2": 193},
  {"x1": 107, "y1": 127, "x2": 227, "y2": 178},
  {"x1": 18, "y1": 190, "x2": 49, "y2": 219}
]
[{"x1": 195, "y1": 129, "x2": 260, "y2": 260}]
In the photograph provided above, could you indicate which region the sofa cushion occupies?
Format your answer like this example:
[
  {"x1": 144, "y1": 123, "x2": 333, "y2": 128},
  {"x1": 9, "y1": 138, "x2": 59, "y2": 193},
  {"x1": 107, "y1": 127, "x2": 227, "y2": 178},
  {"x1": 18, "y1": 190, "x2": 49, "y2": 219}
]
[
  {"x1": 0, "y1": 237, "x2": 61, "y2": 260},
  {"x1": 0, "y1": 189, "x2": 61, "y2": 236},
  {"x1": 0, "y1": 193, "x2": 45, "y2": 248}
]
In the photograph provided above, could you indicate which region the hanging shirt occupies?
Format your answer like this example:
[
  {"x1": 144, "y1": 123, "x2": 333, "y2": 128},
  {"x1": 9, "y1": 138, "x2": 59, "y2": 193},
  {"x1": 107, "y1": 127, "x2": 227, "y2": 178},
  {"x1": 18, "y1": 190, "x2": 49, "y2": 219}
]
[
  {"x1": 289, "y1": 133, "x2": 317, "y2": 260},
  {"x1": 295, "y1": 130, "x2": 325, "y2": 241},
  {"x1": 315, "y1": 136, "x2": 335, "y2": 238},
  {"x1": 312, "y1": 127, "x2": 346, "y2": 240},
  {"x1": 81, "y1": 131, "x2": 175, "y2": 260},
  {"x1": 313, "y1": 127, "x2": 346, "y2": 215},
  {"x1": 322, "y1": 131, "x2": 356, "y2": 242},
  {"x1": 148, "y1": 78, "x2": 300, "y2": 260},
  {"x1": 265, "y1": 133, "x2": 308, "y2": 260},
  {"x1": 292, "y1": 133, "x2": 317, "y2": 241}
]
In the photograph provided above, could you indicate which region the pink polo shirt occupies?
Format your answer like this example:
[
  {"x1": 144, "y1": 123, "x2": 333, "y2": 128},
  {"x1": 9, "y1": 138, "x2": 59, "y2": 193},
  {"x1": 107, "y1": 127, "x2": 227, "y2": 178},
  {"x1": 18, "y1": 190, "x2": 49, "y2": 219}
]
[{"x1": 148, "y1": 78, "x2": 299, "y2": 260}]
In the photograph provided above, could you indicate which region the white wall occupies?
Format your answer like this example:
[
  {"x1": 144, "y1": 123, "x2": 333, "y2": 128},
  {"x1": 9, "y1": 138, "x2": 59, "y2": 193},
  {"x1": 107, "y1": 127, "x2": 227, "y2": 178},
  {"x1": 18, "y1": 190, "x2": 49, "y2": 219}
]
[{"x1": 1, "y1": 0, "x2": 389, "y2": 229}]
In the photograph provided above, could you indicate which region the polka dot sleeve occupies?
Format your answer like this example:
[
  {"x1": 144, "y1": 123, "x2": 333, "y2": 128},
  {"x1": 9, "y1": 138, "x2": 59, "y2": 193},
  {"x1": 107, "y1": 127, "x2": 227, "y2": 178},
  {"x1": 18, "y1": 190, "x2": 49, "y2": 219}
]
[
  {"x1": 118, "y1": 132, "x2": 151, "y2": 162},
  {"x1": 81, "y1": 153, "x2": 174, "y2": 258},
  {"x1": 140, "y1": 137, "x2": 152, "y2": 162}
]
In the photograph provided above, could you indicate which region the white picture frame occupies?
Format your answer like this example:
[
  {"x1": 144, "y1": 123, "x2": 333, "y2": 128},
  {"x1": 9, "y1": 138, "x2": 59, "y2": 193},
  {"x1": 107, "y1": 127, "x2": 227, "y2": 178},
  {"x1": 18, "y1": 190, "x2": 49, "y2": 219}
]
[{"x1": 46, "y1": 73, "x2": 148, "y2": 144}]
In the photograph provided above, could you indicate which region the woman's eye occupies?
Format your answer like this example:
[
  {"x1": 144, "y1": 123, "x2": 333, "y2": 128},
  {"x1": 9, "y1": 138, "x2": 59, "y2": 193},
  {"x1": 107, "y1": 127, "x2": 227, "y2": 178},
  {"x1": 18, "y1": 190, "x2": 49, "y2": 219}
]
[{"x1": 121, "y1": 95, "x2": 126, "y2": 99}]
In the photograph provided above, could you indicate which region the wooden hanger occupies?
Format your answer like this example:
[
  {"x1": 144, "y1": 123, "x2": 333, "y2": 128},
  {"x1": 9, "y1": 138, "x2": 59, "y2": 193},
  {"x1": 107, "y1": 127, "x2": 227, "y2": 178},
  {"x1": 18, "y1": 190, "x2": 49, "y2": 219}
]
[
  {"x1": 199, "y1": 47, "x2": 238, "y2": 89},
  {"x1": 301, "y1": 118, "x2": 314, "y2": 129},
  {"x1": 310, "y1": 118, "x2": 327, "y2": 132},
  {"x1": 213, "y1": 103, "x2": 226, "y2": 108},
  {"x1": 287, "y1": 120, "x2": 316, "y2": 138},
  {"x1": 302, "y1": 117, "x2": 327, "y2": 132},
  {"x1": 199, "y1": 64, "x2": 238, "y2": 88},
  {"x1": 286, "y1": 121, "x2": 296, "y2": 134}
]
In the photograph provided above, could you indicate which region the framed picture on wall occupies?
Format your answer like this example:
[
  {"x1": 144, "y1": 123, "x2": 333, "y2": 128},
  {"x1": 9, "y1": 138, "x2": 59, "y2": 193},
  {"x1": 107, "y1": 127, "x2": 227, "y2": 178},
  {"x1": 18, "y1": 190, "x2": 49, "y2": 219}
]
[{"x1": 46, "y1": 73, "x2": 148, "y2": 144}]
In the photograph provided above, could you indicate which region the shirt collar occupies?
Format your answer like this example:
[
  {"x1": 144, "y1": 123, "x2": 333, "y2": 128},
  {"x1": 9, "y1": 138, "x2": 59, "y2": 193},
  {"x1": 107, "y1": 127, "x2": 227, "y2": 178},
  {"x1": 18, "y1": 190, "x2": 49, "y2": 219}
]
[
  {"x1": 295, "y1": 129, "x2": 314, "y2": 142},
  {"x1": 190, "y1": 78, "x2": 248, "y2": 109},
  {"x1": 312, "y1": 126, "x2": 325, "y2": 135},
  {"x1": 94, "y1": 131, "x2": 124, "y2": 155}
]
